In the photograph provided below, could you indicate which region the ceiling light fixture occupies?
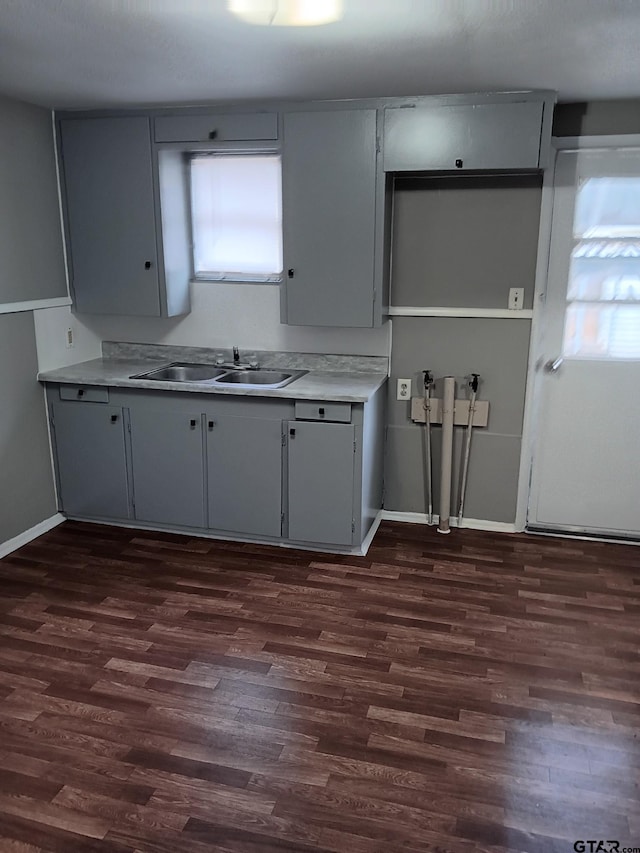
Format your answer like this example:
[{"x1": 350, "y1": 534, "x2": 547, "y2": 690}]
[{"x1": 228, "y1": 0, "x2": 343, "y2": 27}]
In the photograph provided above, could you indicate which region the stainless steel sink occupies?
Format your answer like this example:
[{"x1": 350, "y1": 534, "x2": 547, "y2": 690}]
[
  {"x1": 214, "y1": 369, "x2": 306, "y2": 388},
  {"x1": 131, "y1": 363, "x2": 227, "y2": 382}
]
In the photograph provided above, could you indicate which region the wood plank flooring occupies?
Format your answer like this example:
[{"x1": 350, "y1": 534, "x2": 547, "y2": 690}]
[{"x1": 0, "y1": 520, "x2": 638, "y2": 852}]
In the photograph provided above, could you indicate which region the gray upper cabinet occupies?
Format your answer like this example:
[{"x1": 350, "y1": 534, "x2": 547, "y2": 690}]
[
  {"x1": 59, "y1": 116, "x2": 166, "y2": 316},
  {"x1": 281, "y1": 109, "x2": 380, "y2": 327},
  {"x1": 207, "y1": 414, "x2": 283, "y2": 538},
  {"x1": 383, "y1": 101, "x2": 546, "y2": 172},
  {"x1": 154, "y1": 112, "x2": 278, "y2": 143},
  {"x1": 51, "y1": 400, "x2": 130, "y2": 519},
  {"x1": 129, "y1": 406, "x2": 206, "y2": 528}
]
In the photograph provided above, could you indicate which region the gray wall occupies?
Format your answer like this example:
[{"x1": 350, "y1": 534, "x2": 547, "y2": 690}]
[
  {"x1": 0, "y1": 95, "x2": 65, "y2": 547},
  {"x1": 553, "y1": 99, "x2": 640, "y2": 137},
  {"x1": 391, "y1": 176, "x2": 541, "y2": 309},
  {"x1": 0, "y1": 95, "x2": 67, "y2": 305},
  {"x1": 0, "y1": 313, "x2": 58, "y2": 544},
  {"x1": 385, "y1": 176, "x2": 542, "y2": 524}
]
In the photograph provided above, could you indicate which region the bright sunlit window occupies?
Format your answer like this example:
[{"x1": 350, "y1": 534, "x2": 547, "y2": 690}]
[
  {"x1": 563, "y1": 177, "x2": 640, "y2": 359},
  {"x1": 190, "y1": 154, "x2": 282, "y2": 282}
]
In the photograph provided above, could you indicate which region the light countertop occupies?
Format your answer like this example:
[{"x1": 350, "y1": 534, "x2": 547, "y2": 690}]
[{"x1": 39, "y1": 357, "x2": 387, "y2": 403}]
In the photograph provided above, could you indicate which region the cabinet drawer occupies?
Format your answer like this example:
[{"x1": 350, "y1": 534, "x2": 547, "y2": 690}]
[
  {"x1": 154, "y1": 112, "x2": 279, "y2": 143},
  {"x1": 59, "y1": 385, "x2": 109, "y2": 403},
  {"x1": 383, "y1": 101, "x2": 544, "y2": 172},
  {"x1": 295, "y1": 401, "x2": 352, "y2": 423}
]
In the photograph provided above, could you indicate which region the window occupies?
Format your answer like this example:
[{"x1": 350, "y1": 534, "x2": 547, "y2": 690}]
[
  {"x1": 190, "y1": 154, "x2": 282, "y2": 282},
  {"x1": 563, "y1": 177, "x2": 640, "y2": 359}
]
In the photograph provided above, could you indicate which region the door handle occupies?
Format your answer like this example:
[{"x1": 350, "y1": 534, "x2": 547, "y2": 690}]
[{"x1": 544, "y1": 357, "x2": 564, "y2": 373}]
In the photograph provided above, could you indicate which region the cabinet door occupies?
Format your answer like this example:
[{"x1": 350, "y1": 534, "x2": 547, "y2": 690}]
[
  {"x1": 383, "y1": 101, "x2": 544, "y2": 172},
  {"x1": 154, "y1": 112, "x2": 278, "y2": 143},
  {"x1": 60, "y1": 116, "x2": 161, "y2": 316},
  {"x1": 52, "y1": 402, "x2": 129, "y2": 519},
  {"x1": 287, "y1": 421, "x2": 355, "y2": 546},
  {"x1": 282, "y1": 110, "x2": 378, "y2": 327},
  {"x1": 207, "y1": 416, "x2": 283, "y2": 538},
  {"x1": 129, "y1": 408, "x2": 205, "y2": 528}
]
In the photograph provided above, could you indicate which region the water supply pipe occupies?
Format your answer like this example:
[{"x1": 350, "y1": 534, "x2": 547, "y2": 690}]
[
  {"x1": 438, "y1": 376, "x2": 456, "y2": 534},
  {"x1": 458, "y1": 373, "x2": 480, "y2": 527},
  {"x1": 422, "y1": 370, "x2": 434, "y2": 525}
]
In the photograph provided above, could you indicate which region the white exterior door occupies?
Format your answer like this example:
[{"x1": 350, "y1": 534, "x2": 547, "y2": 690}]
[{"x1": 528, "y1": 147, "x2": 640, "y2": 537}]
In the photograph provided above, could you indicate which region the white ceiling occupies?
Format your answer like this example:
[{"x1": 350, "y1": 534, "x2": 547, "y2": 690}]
[{"x1": 1, "y1": 0, "x2": 639, "y2": 110}]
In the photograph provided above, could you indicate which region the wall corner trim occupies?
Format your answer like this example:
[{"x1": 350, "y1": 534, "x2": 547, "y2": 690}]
[
  {"x1": 0, "y1": 513, "x2": 65, "y2": 560},
  {"x1": 0, "y1": 297, "x2": 71, "y2": 316},
  {"x1": 380, "y1": 510, "x2": 520, "y2": 534}
]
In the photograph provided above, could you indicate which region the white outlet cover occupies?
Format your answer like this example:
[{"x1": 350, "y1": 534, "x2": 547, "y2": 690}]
[{"x1": 397, "y1": 378, "x2": 412, "y2": 400}]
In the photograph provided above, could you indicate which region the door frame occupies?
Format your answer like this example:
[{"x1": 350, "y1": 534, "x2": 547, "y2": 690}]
[{"x1": 515, "y1": 133, "x2": 640, "y2": 532}]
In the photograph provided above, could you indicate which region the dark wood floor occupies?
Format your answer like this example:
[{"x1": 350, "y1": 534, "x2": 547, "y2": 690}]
[{"x1": 0, "y1": 520, "x2": 638, "y2": 852}]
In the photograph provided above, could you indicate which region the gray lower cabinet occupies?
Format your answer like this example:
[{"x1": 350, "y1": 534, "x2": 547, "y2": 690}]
[
  {"x1": 50, "y1": 401, "x2": 130, "y2": 519},
  {"x1": 287, "y1": 420, "x2": 357, "y2": 546},
  {"x1": 207, "y1": 415, "x2": 283, "y2": 538},
  {"x1": 129, "y1": 407, "x2": 205, "y2": 528},
  {"x1": 46, "y1": 384, "x2": 385, "y2": 551},
  {"x1": 281, "y1": 109, "x2": 380, "y2": 328}
]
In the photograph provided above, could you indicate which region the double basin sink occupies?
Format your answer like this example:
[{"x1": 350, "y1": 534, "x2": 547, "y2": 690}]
[{"x1": 130, "y1": 362, "x2": 306, "y2": 390}]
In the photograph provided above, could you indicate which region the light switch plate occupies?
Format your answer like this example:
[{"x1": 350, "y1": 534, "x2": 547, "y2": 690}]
[{"x1": 509, "y1": 287, "x2": 525, "y2": 310}]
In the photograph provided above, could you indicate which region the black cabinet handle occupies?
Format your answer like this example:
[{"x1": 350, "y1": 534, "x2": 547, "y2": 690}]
[
  {"x1": 289, "y1": 428, "x2": 296, "y2": 437},
  {"x1": 455, "y1": 158, "x2": 463, "y2": 169},
  {"x1": 318, "y1": 407, "x2": 325, "y2": 417},
  {"x1": 144, "y1": 260, "x2": 152, "y2": 270},
  {"x1": 208, "y1": 420, "x2": 215, "y2": 430},
  {"x1": 110, "y1": 414, "x2": 118, "y2": 423},
  {"x1": 208, "y1": 130, "x2": 217, "y2": 140},
  {"x1": 287, "y1": 268, "x2": 295, "y2": 278},
  {"x1": 190, "y1": 419, "x2": 197, "y2": 428}
]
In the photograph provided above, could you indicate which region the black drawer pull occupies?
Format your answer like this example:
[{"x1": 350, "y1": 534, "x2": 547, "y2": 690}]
[
  {"x1": 190, "y1": 419, "x2": 197, "y2": 428},
  {"x1": 455, "y1": 158, "x2": 463, "y2": 168},
  {"x1": 144, "y1": 260, "x2": 152, "y2": 269},
  {"x1": 289, "y1": 428, "x2": 296, "y2": 437},
  {"x1": 209, "y1": 130, "x2": 217, "y2": 139},
  {"x1": 110, "y1": 414, "x2": 118, "y2": 423},
  {"x1": 318, "y1": 407, "x2": 325, "y2": 417},
  {"x1": 208, "y1": 420, "x2": 215, "y2": 430},
  {"x1": 77, "y1": 389, "x2": 84, "y2": 397},
  {"x1": 287, "y1": 268, "x2": 295, "y2": 278}
]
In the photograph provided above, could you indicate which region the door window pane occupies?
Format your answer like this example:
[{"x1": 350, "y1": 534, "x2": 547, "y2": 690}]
[{"x1": 563, "y1": 177, "x2": 640, "y2": 359}]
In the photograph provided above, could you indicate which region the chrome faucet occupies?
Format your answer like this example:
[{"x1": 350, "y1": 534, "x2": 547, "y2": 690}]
[{"x1": 216, "y1": 345, "x2": 259, "y2": 370}]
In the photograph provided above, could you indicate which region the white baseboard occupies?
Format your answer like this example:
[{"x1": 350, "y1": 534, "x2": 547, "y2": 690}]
[
  {"x1": 360, "y1": 511, "x2": 383, "y2": 556},
  {"x1": 380, "y1": 510, "x2": 519, "y2": 534},
  {"x1": 0, "y1": 513, "x2": 65, "y2": 560}
]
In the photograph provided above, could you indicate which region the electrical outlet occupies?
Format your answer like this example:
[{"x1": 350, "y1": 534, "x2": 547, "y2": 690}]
[
  {"x1": 65, "y1": 327, "x2": 74, "y2": 348},
  {"x1": 397, "y1": 378, "x2": 412, "y2": 400},
  {"x1": 508, "y1": 287, "x2": 524, "y2": 310}
]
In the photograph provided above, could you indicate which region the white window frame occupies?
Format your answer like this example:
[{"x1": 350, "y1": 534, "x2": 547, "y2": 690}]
[{"x1": 189, "y1": 151, "x2": 283, "y2": 284}]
